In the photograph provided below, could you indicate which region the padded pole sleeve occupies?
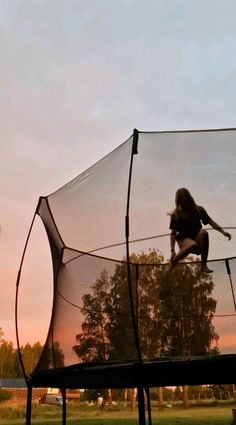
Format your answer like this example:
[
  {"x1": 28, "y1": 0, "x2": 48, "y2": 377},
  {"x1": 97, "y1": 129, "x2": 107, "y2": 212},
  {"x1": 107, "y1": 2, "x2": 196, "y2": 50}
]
[{"x1": 132, "y1": 128, "x2": 139, "y2": 154}]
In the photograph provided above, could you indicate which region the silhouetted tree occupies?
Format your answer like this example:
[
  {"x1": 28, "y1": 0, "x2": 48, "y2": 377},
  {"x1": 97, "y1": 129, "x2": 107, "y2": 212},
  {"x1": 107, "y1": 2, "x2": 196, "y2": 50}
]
[
  {"x1": 158, "y1": 260, "x2": 218, "y2": 357},
  {"x1": 73, "y1": 250, "x2": 218, "y2": 409},
  {"x1": 0, "y1": 339, "x2": 15, "y2": 378},
  {"x1": 73, "y1": 250, "x2": 165, "y2": 361},
  {"x1": 73, "y1": 270, "x2": 111, "y2": 362},
  {"x1": 34, "y1": 340, "x2": 65, "y2": 373},
  {"x1": 20, "y1": 342, "x2": 43, "y2": 375},
  {"x1": 0, "y1": 329, "x2": 45, "y2": 378}
]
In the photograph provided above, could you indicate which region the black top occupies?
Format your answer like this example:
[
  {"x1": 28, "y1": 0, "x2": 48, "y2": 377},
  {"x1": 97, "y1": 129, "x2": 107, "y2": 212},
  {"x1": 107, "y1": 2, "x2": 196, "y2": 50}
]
[{"x1": 169, "y1": 205, "x2": 211, "y2": 241}]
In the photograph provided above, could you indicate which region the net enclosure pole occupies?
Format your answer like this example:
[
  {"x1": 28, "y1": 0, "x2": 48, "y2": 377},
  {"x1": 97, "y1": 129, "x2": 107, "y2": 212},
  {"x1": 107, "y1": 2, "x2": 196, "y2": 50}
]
[
  {"x1": 15, "y1": 209, "x2": 37, "y2": 382},
  {"x1": 125, "y1": 128, "x2": 142, "y2": 362},
  {"x1": 225, "y1": 259, "x2": 236, "y2": 312},
  {"x1": 125, "y1": 129, "x2": 146, "y2": 425}
]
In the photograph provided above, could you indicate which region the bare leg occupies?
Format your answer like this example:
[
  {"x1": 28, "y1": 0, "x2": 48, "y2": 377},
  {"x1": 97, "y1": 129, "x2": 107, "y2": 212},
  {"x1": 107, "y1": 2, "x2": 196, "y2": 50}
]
[
  {"x1": 195, "y1": 229, "x2": 213, "y2": 273},
  {"x1": 168, "y1": 238, "x2": 199, "y2": 271}
]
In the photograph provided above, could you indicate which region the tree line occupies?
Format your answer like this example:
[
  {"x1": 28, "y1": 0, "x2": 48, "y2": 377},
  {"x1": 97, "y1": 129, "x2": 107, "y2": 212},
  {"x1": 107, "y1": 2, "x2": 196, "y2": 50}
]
[
  {"x1": 72, "y1": 249, "x2": 220, "y2": 408},
  {"x1": 73, "y1": 249, "x2": 219, "y2": 362},
  {"x1": 0, "y1": 327, "x2": 42, "y2": 378}
]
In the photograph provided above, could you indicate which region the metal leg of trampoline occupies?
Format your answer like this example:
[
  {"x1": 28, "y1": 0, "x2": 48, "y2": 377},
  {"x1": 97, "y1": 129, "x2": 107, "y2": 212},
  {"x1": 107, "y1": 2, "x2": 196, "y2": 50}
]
[
  {"x1": 145, "y1": 387, "x2": 152, "y2": 425},
  {"x1": 61, "y1": 388, "x2": 67, "y2": 425},
  {"x1": 26, "y1": 384, "x2": 32, "y2": 425},
  {"x1": 137, "y1": 386, "x2": 146, "y2": 425}
]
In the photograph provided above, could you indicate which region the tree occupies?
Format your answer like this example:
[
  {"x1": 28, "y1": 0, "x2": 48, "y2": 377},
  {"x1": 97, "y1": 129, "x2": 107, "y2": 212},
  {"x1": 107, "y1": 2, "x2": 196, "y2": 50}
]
[
  {"x1": 20, "y1": 342, "x2": 43, "y2": 375},
  {"x1": 73, "y1": 250, "x2": 218, "y2": 408},
  {"x1": 0, "y1": 328, "x2": 54, "y2": 378},
  {"x1": 157, "y1": 387, "x2": 164, "y2": 410},
  {"x1": 33, "y1": 340, "x2": 65, "y2": 373},
  {"x1": 73, "y1": 250, "x2": 165, "y2": 362},
  {"x1": 158, "y1": 259, "x2": 218, "y2": 408},
  {"x1": 0, "y1": 328, "x2": 18, "y2": 378},
  {"x1": 0, "y1": 339, "x2": 15, "y2": 378},
  {"x1": 73, "y1": 269, "x2": 111, "y2": 362},
  {"x1": 158, "y1": 259, "x2": 218, "y2": 357}
]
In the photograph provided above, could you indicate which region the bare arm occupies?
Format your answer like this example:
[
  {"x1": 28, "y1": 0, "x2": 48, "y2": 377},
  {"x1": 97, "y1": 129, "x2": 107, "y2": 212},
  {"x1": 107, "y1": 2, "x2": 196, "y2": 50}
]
[{"x1": 208, "y1": 219, "x2": 231, "y2": 240}]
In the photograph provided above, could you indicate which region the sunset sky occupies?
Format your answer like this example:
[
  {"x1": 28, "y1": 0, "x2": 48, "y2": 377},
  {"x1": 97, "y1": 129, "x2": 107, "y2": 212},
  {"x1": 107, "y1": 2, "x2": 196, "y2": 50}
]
[{"x1": 1, "y1": 1, "x2": 236, "y2": 349}]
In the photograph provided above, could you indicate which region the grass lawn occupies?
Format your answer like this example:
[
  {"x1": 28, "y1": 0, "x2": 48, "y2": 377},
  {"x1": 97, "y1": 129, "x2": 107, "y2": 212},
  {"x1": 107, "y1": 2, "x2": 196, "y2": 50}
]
[{"x1": 0, "y1": 403, "x2": 234, "y2": 425}]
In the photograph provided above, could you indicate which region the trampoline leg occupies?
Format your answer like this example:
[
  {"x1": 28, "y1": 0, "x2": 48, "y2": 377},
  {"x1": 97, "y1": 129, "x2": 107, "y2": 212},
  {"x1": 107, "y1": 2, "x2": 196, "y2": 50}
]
[
  {"x1": 145, "y1": 387, "x2": 152, "y2": 425},
  {"x1": 137, "y1": 386, "x2": 146, "y2": 425},
  {"x1": 61, "y1": 388, "x2": 66, "y2": 425},
  {"x1": 26, "y1": 384, "x2": 32, "y2": 425}
]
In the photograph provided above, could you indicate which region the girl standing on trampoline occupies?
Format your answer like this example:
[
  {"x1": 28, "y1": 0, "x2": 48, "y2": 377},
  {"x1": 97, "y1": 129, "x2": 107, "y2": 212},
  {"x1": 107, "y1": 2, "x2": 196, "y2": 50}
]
[{"x1": 168, "y1": 188, "x2": 231, "y2": 273}]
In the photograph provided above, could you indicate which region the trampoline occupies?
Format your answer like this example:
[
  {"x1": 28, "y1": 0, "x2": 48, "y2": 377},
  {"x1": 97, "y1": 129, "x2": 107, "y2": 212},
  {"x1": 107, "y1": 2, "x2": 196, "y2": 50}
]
[{"x1": 16, "y1": 128, "x2": 236, "y2": 424}]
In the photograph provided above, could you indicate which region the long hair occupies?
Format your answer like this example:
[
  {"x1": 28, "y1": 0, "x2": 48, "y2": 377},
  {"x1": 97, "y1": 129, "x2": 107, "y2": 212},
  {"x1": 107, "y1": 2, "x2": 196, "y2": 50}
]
[{"x1": 171, "y1": 188, "x2": 198, "y2": 219}]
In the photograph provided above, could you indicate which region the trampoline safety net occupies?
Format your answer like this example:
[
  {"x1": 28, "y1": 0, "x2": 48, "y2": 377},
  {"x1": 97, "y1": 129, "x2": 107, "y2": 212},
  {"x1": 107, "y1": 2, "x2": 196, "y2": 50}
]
[{"x1": 17, "y1": 129, "x2": 236, "y2": 386}]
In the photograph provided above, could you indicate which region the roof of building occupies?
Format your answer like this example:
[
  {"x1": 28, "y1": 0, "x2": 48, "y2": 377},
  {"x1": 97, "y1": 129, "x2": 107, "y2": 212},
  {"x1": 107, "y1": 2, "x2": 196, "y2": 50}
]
[{"x1": 0, "y1": 378, "x2": 27, "y2": 388}]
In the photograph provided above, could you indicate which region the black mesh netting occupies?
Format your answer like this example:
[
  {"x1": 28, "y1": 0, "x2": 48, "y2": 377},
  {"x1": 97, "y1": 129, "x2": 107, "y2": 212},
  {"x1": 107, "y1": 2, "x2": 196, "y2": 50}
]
[
  {"x1": 18, "y1": 129, "x2": 236, "y2": 387},
  {"x1": 33, "y1": 255, "x2": 236, "y2": 371}
]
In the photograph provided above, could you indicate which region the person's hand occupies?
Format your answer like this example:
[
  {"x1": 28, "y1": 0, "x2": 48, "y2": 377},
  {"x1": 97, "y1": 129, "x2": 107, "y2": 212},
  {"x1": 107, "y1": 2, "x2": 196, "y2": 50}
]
[{"x1": 223, "y1": 231, "x2": 231, "y2": 240}]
